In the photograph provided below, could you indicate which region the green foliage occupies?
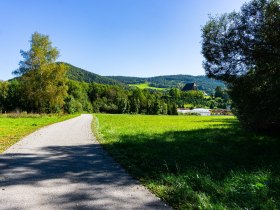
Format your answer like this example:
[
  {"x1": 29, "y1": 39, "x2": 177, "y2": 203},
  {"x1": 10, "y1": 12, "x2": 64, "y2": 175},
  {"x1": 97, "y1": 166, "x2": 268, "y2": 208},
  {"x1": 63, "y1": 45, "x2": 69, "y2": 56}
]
[
  {"x1": 1, "y1": 79, "x2": 229, "y2": 114},
  {"x1": 214, "y1": 88, "x2": 222, "y2": 99},
  {"x1": 88, "y1": 83, "x2": 171, "y2": 115},
  {"x1": 14, "y1": 32, "x2": 68, "y2": 113},
  {"x1": 64, "y1": 62, "x2": 123, "y2": 85},
  {"x1": 202, "y1": 0, "x2": 280, "y2": 133},
  {"x1": 93, "y1": 114, "x2": 280, "y2": 209},
  {"x1": 108, "y1": 75, "x2": 225, "y2": 94},
  {"x1": 229, "y1": 72, "x2": 280, "y2": 132},
  {"x1": 64, "y1": 80, "x2": 92, "y2": 113},
  {"x1": 105, "y1": 76, "x2": 147, "y2": 84},
  {"x1": 88, "y1": 83, "x2": 129, "y2": 114},
  {"x1": 0, "y1": 81, "x2": 9, "y2": 112},
  {"x1": 0, "y1": 80, "x2": 25, "y2": 112},
  {"x1": 184, "y1": 90, "x2": 205, "y2": 106}
]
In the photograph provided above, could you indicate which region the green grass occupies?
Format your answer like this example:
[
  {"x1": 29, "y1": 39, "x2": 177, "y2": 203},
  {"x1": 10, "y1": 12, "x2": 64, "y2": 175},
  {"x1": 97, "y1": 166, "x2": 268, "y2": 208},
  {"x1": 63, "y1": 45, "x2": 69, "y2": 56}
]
[
  {"x1": 129, "y1": 82, "x2": 166, "y2": 90},
  {"x1": 0, "y1": 113, "x2": 78, "y2": 153},
  {"x1": 93, "y1": 114, "x2": 280, "y2": 209}
]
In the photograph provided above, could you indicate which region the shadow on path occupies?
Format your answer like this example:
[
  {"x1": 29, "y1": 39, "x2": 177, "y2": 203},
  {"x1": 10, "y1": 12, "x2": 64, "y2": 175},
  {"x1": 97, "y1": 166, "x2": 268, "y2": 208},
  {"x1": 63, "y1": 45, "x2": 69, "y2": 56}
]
[{"x1": 0, "y1": 144, "x2": 169, "y2": 210}]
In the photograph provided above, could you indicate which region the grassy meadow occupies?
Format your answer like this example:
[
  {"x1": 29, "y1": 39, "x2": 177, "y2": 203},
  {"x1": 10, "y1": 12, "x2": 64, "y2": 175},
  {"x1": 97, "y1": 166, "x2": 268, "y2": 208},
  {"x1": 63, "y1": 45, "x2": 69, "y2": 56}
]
[
  {"x1": 0, "y1": 113, "x2": 78, "y2": 153},
  {"x1": 129, "y1": 82, "x2": 166, "y2": 90},
  {"x1": 93, "y1": 114, "x2": 280, "y2": 209}
]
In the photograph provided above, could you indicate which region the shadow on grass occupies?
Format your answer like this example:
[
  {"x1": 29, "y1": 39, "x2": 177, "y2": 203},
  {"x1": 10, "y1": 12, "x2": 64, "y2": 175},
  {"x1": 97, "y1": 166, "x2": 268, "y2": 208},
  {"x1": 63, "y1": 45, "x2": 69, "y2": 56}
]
[
  {"x1": 0, "y1": 144, "x2": 168, "y2": 209},
  {"x1": 100, "y1": 125, "x2": 280, "y2": 209}
]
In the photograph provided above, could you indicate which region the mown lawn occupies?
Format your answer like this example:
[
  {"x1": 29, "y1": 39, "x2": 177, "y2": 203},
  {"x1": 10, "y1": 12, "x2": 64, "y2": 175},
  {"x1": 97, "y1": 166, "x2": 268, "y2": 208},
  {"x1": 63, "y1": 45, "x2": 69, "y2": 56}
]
[
  {"x1": 0, "y1": 114, "x2": 78, "y2": 153},
  {"x1": 93, "y1": 114, "x2": 280, "y2": 209}
]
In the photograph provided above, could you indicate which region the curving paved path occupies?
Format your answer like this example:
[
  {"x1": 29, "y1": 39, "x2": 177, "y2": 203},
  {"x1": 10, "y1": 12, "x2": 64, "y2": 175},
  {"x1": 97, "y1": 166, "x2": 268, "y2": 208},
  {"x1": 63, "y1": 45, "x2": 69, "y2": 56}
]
[{"x1": 0, "y1": 114, "x2": 171, "y2": 210}]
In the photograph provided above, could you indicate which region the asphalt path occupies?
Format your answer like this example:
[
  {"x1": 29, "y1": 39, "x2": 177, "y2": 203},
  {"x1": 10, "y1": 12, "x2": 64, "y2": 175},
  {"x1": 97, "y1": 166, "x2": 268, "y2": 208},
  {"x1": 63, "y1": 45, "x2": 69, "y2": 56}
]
[{"x1": 0, "y1": 114, "x2": 171, "y2": 210}]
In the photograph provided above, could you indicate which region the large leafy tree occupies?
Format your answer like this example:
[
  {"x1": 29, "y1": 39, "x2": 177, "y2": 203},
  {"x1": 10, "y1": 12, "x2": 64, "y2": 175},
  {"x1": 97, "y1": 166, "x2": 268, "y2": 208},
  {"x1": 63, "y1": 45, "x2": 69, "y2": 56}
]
[
  {"x1": 14, "y1": 32, "x2": 68, "y2": 113},
  {"x1": 202, "y1": 0, "x2": 280, "y2": 133}
]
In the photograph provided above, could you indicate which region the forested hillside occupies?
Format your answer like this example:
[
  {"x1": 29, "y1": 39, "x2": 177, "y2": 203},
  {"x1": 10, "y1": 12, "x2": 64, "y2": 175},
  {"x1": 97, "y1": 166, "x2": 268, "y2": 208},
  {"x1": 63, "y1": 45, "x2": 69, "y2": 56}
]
[
  {"x1": 107, "y1": 75, "x2": 225, "y2": 94},
  {"x1": 63, "y1": 63, "x2": 123, "y2": 85},
  {"x1": 62, "y1": 63, "x2": 224, "y2": 94}
]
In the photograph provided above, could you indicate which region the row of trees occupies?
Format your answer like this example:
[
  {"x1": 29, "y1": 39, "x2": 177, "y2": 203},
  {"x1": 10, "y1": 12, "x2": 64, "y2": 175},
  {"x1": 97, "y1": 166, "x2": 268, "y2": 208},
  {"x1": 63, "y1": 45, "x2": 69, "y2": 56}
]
[
  {"x1": 108, "y1": 75, "x2": 225, "y2": 95},
  {"x1": 0, "y1": 78, "x2": 229, "y2": 115}
]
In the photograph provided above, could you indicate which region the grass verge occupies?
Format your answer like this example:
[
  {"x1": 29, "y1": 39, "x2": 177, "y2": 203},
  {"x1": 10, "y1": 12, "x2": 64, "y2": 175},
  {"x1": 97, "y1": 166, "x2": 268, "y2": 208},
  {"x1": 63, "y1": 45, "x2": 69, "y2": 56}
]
[
  {"x1": 0, "y1": 113, "x2": 79, "y2": 153},
  {"x1": 93, "y1": 114, "x2": 280, "y2": 209}
]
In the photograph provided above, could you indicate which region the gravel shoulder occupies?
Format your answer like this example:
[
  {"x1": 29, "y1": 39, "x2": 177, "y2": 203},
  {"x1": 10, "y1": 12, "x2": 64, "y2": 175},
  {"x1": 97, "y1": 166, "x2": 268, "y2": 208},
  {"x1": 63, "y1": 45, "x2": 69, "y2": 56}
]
[{"x1": 0, "y1": 114, "x2": 171, "y2": 210}]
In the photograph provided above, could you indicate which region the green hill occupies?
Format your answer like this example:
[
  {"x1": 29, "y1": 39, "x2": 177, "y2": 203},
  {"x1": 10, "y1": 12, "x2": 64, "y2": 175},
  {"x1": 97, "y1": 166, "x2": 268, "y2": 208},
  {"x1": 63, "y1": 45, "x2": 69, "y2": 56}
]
[
  {"x1": 58, "y1": 63, "x2": 225, "y2": 93},
  {"x1": 62, "y1": 63, "x2": 123, "y2": 85},
  {"x1": 107, "y1": 75, "x2": 225, "y2": 94}
]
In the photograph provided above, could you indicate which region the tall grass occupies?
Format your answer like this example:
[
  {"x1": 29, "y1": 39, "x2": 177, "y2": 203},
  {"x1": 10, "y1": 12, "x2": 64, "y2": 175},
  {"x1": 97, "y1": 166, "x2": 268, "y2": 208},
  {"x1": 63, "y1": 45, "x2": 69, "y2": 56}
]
[{"x1": 93, "y1": 114, "x2": 280, "y2": 209}]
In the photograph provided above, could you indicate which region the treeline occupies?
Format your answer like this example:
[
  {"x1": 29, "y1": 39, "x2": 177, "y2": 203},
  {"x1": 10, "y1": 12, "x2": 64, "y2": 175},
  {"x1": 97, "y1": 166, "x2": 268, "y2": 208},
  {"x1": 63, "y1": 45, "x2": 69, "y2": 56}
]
[
  {"x1": 0, "y1": 79, "x2": 229, "y2": 114},
  {"x1": 107, "y1": 75, "x2": 225, "y2": 94},
  {"x1": 0, "y1": 80, "x2": 177, "y2": 114}
]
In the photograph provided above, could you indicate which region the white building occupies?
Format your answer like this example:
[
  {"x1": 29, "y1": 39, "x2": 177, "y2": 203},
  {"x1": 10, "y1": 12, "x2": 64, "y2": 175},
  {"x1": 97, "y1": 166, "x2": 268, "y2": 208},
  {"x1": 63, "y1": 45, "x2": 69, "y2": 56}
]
[{"x1": 177, "y1": 108, "x2": 211, "y2": 116}]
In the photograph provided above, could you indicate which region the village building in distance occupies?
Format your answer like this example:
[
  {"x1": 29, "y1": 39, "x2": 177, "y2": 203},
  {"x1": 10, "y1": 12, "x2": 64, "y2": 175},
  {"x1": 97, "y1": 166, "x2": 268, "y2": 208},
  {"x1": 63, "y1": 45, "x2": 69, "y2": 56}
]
[{"x1": 182, "y1": 82, "x2": 198, "y2": 91}]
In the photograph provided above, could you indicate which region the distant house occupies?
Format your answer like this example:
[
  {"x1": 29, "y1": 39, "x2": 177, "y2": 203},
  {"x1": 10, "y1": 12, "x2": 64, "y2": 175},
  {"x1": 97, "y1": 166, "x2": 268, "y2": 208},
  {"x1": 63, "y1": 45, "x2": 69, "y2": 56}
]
[
  {"x1": 177, "y1": 108, "x2": 211, "y2": 116},
  {"x1": 182, "y1": 82, "x2": 198, "y2": 91}
]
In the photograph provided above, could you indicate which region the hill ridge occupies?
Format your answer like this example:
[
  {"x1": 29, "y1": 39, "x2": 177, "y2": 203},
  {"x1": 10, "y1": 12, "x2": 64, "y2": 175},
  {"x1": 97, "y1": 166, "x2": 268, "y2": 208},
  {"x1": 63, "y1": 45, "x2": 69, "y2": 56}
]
[
  {"x1": 63, "y1": 62, "x2": 225, "y2": 94},
  {"x1": 106, "y1": 75, "x2": 225, "y2": 94},
  {"x1": 61, "y1": 62, "x2": 123, "y2": 85}
]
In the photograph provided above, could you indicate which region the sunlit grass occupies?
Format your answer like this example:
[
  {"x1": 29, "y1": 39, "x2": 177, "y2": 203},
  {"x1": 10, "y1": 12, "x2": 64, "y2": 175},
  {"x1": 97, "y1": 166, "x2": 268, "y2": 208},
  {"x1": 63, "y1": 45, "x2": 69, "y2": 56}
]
[
  {"x1": 0, "y1": 114, "x2": 78, "y2": 153},
  {"x1": 93, "y1": 114, "x2": 280, "y2": 209},
  {"x1": 129, "y1": 82, "x2": 166, "y2": 90}
]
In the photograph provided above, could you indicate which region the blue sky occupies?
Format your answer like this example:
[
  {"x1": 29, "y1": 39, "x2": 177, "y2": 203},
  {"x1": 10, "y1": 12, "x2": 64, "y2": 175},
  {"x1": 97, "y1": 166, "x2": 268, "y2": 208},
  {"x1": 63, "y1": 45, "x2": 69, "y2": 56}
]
[{"x1": 0, "y1": 0, "x2": 247, "y2": 80}]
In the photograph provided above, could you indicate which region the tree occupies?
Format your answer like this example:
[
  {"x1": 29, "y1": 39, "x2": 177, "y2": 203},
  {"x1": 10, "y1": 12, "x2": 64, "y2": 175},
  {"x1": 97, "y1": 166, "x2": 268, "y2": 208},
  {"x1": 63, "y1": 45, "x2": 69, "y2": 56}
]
[
  {"x1": 65, "y1": 80, "x2": 92, "y2": 113},
  {"x1": 214, "y1": 86, "x2": 223, "y2": 98},
  {"x1": 6, "y1": 80, "x2": 25, "y2": 112},
  {"x1": 0, "y1": 81, "x2": 9, "y2": 112},
  {"x1": 202, "y1": 0, "x2": 280, "y2": 133},
  {"x1": 14, "y1": 32, "x2": 68, "y2": 113},
  {"x1": 169, "y1": 88, "x2": 180, "y2": 100}
]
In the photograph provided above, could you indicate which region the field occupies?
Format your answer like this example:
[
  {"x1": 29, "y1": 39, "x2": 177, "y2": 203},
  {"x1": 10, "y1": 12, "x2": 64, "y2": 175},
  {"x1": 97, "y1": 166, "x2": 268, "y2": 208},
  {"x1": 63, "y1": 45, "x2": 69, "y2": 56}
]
[
  {"x1": 129, "y1": 82, "x2": 166, "y2": 90},
  {"x1": 93, "y1": 114, "x2": 280, "y2": 209},
  {"x1": 0, "y1": 114, "x2": 78, "y2": 153}
]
